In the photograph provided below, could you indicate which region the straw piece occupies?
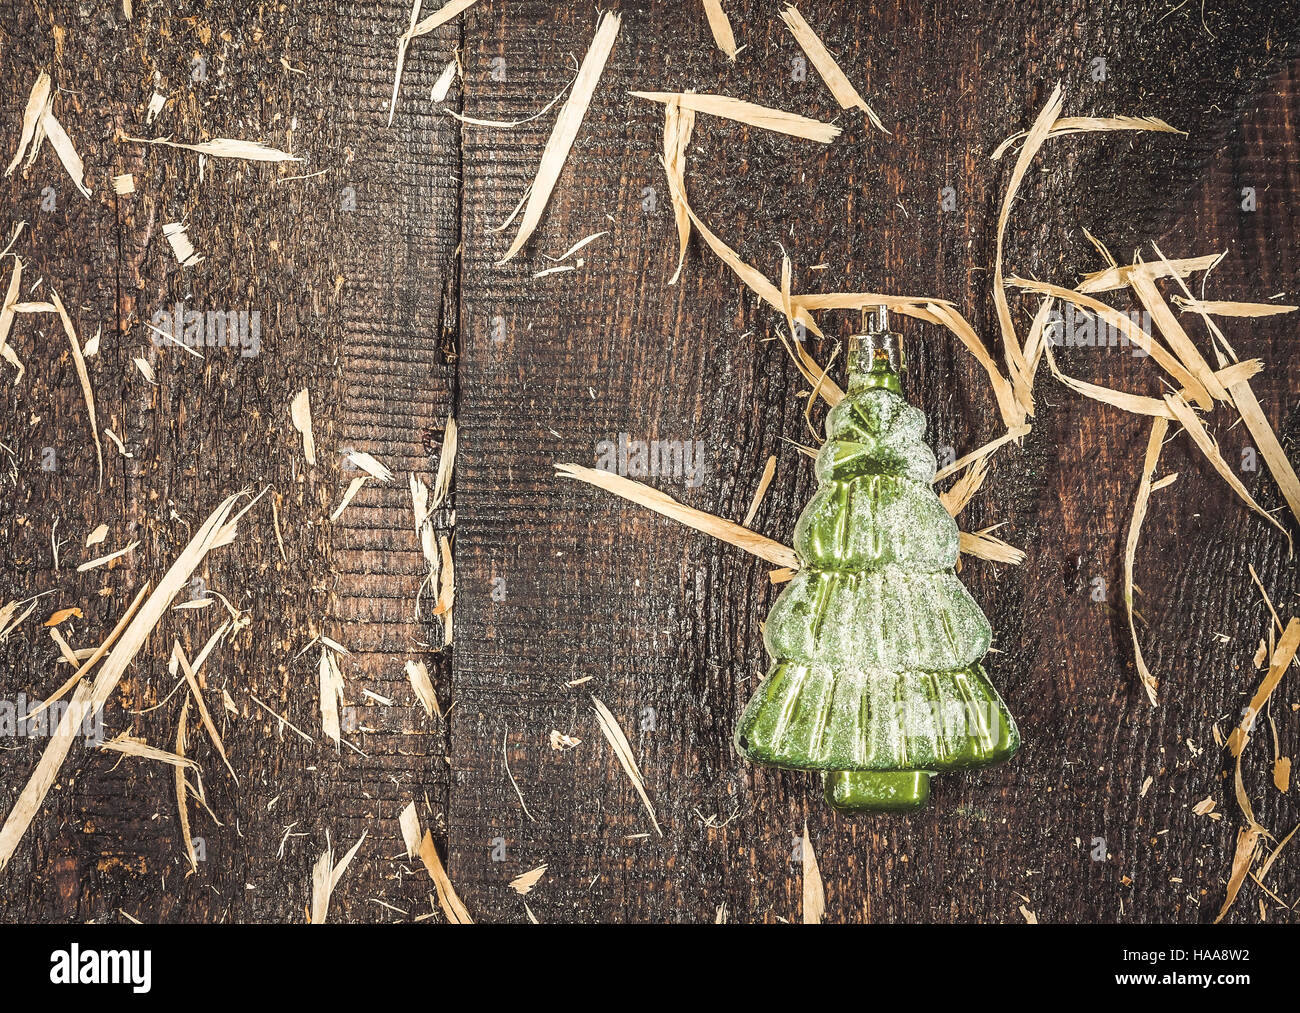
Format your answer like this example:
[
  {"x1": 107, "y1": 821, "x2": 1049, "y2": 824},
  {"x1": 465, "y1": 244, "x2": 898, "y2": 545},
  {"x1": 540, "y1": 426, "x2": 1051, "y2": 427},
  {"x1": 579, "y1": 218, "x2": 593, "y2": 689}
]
[
  {"x1": 1173, "y1": 297, "x2": 1297, "y2": 318},
  {"x1": 419, "y1": 830, "x2": 473, "y2": 923},
  {"x1": 779, "y1": 5, "x2": 887, "y2": 132},
  {"x1": 1127, "y1": 269, "x2": 1222, "y2": 404},
  {"x1": 42, "y1": 113, "x2": 91, "y2": 199},
  {"x1": 743, "y1": 455, "x2": 777, "y2": 526},
  {"x1": 993, "y1": 84, "x2": 1063, "y2": 413},
  {"x1": 1227, "y1": 377, "x2": 1300, "y2": 530},
  {"x1": 933, "y1": 425, "x2": 1031, "y2": 483},
  {"x1": 557, "y1": 463, "x2": 798, "y2": 568},
  {"x1": 959, "y1": 528, "x2": 1025, "y2": 565},
  {"x1": 1163, "y1": 392, "x2": 1291, "y2": 547},
  {"x1": 405, "y1": 659, "x2": 441, "y2": 719},
  {"x1": 591, "y1": 695, "x2": 662, "y2": 837},
  {"x1": 290, "y1": 388, "x2": 315, "y2": 465},
  {"x1": 6, "y1": 72, "x2": 52, "y2": 176},
  {"x1": 77, "y1": 540, "x2": 138, "y2": 573},
  {"x1": 1125, "y1": 417, "x2": 1170, "y2": 706},
  {"x1": 702, "y1": 0, "x2": 738, "y2": 59},
  {"x1": 1077, "y1": 253, "x2": 1222, "y2": 295},
  {"x1": 432, "y1": 416, "x2": 457, "y2": 508},
  {"x1": 175, "y1": 699, "x2": 197, "y2": 872},
  {"x1": 163, "y1": 222, "x2": 202, "y2": 267},
  {"x1": 408, "y1": 0, "x2": 480, "y2": 39},
  {"x1": 399, "y1": 802, "x2": 421, "y2": 859},
  {"x1": 1228, "y1": 618, "x2": 1300, "y2": 758},
  {"x1": 330, "y1": 476, "x2": 367, "y2": 522},
  {"x1": 991, "y1": 114, "x2": 1183, "y2": 161},
  {"x1": 51, "y1": 290, "x2": 103, "y2": 488},
  {"x1": 801, "y1": 821, "x2": 825, "y2": 924},
  {"x1": 510, "y1": 864, "x2": 548, "y2": 896},
  {"x1": 1009, "y1": 277, "x2": 1205, "y2": 398},
  {"x1": 500, "y1": 12, "x2": 620, "y2": 263},
  {"x1": 120, "y1": 134, "x2": 301, "y2": 162},
  {"x1": 663, "y1": 96, "x2": 695, "y2": 285},
  {"x1": 173, "y1": 643, "x2": 236, "y2": 781},
  {"x1": 1041, "y1": 341, "x2": 1176, "y2": 419},
  {"x1": 631, "y1": 91, "x2": 840, "y2": 144},
  {"x1": 681, "y1": 197, "x2": 821, "y2": 335}
]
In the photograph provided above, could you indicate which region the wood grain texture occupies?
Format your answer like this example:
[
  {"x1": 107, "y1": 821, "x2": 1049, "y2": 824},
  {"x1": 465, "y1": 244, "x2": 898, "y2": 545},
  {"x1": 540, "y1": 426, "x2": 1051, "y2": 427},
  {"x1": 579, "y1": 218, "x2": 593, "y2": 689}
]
[{"x1": 2, "y1": 0, "x2": 1300, "y2": 924}]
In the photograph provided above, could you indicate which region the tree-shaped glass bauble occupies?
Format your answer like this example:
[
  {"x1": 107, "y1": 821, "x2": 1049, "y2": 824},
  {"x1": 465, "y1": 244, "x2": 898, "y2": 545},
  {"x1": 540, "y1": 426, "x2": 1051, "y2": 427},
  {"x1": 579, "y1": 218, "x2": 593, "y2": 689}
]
[{"x1": 736, "y1": 310, "x2": 1019, "y2": 811}]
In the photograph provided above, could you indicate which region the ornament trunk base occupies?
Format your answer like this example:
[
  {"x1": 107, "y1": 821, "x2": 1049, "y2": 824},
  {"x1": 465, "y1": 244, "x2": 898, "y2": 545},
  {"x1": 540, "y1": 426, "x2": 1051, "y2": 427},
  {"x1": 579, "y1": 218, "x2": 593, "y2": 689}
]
[{"x1": 824, "y1": 770, "x2": 930, "y2": 812}]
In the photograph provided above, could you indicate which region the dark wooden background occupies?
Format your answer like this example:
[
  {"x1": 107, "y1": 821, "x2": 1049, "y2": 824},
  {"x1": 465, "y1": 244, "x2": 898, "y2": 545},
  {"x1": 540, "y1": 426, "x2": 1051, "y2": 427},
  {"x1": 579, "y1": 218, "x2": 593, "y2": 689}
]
[{"x1": 2, "y1": 0, "x2": 1299, "y2": 924}]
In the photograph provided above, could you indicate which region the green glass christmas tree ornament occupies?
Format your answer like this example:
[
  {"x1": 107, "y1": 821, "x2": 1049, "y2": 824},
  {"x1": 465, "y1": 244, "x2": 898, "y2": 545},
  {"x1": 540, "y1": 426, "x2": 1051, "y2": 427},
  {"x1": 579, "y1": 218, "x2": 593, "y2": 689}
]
[{"x1": 736, "y1": 307, "x2": 1019, "y2": 812}]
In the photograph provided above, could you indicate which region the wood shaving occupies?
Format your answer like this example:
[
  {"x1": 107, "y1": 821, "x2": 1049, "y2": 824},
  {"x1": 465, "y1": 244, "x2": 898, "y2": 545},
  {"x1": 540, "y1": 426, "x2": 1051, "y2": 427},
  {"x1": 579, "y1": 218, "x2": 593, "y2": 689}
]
[
  {"x1": 163, "y1": 222, "x2": 202, "y2": 267},
  {"x1": 388, "y1": 0, "x2": 425, "y2": 127},
  {"x1": 432, "y1": 59, "x2": 458, "y2": 103},
  {"x1": 51, "y1": 290, "x2": 103, "y2": 488},
  {"x1": 290, "y1": 388, "x2": 315, "y2": 465},
  {"x1": 992, "y1": 114, "x2": 1183, "y2": 160},
  {"x1": 550, "y1": 729, "x2": 581, "y2": 750},
  {"x1": 662, "y1": 96, "x2": 695, "y2": 285},
  {"x1": 100, "y1": 730, "x2": 197, "y2": 771},
  {"x1": 802, "y1": 821, "x2": 825, "y2": 924},
  {"x1": 319, "y1": 649, "x2": 345, "y2": 748},
  {"x1": 173, "y1": 642, "x2": 236, "y2": 780},
  {"x1": 1163, "y1": 392, "x2": 1291, "y2": 548},
  {"x1": 1010, "y1": 277, "x2": 1208, "y2": 399},
  {"x1": 1127, "y1": 268, "x2": 1222, "y2": 404},
  {"x1": 779, "y1": 5, "x2": 887, "y2": 132},
  {"x1": 419, "y1": 830, "x2": 473, "y2": 923},
  {"x1": 5, "y1": 71, "x2": 52, "y2": 176},
  {"x1": 346, "y1": 451, "x2": 394, "y2": 482},
  {"x1": 702, "y1": 1, "x2": 738, "y2": 60},
  {"x1": 120, "y1": 134, "x2": 301, "y2": 162},
  {"x1": 85, "y1": 523, "x2": 108, "y2": 547},
  {"x1": 632, "y1": 91, "x2": 840, "y2": 144},
  {"x1": 933, "y1": 425, "x2": 1031, "y2": 483},
  {"x1": 500, "y1": 11, "x2": 620, "y2": 263},
  {"x1": 1174, "y1": 296, "x2": 1297, "y2": 317},
  {"x1": 399, "y1": 801, "x2": 421, "y2": 859},
  {"x1": 1077, "y1": 253, "x2": 1222, "y2": 295},
  {"x1": 432, "y1": 416, "x2": 456, "y2": 508},
  {"x1": 591, "y1": 695, "x2": 662, "y2": 837},
  {"x1": 42, "y1": 113, "x2": 91, "y2": 199},
  {"x1": 1228, "y1": 618, "x2": 1300, "y2": 758},
  {"x1": 1224, "y1": 376, "x2": 1300, "y2": 531},
  {"x1": 993, "y1": 84, "x2": 1062, "y2": 417},
  {"x1": 0, "y1": 491, "x2": 248, "y2": 875},
  {"x1": 175, "y1": 699, "x2": 197, "y2": 872},
  {"x1": 557, "y1": 462, "x2": 797, "y2": 568},
  {"x1": 405, "y1": 659, "x2": 441, "y2": 719},
  {"x1": 510, "y1": 864, "x2": 547, "y2": 896},
  {"x1": 742, "y1": 455, "x2": 777, "y2": 527},
  {"x1": 330, "y1": 476, "x2": 367, "y2": 522},
  {"x1": 433, "y1": 534, "x2": 454, "y2": 645},
  {"x1": 309, "y1": 831, "x2": 367, "y2": 925},
  {"x1": 408, "y1": 0, "x2": 482, "y2": 39},
  {"x1": 77, "y1": 539, "x2": 138, "y2": 573},
  {"x1": 1125, "y1": 418, "x2": 1170, "y2": 706}
]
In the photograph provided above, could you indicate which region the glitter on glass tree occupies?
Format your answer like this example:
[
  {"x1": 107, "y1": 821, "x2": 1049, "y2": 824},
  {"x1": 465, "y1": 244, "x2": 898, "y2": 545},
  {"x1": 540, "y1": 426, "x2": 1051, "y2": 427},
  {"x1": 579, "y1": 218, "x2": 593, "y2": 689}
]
[{"x1": 736, "y1": 308, "x2": 1019, "y2": 811}]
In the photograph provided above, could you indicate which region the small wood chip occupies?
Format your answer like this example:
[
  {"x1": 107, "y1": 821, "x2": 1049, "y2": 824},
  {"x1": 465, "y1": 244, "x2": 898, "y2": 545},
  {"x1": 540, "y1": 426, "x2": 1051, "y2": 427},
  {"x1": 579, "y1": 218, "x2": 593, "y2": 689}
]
[{"x1": 591, "y1": 695, "x2": 662, "y2": 837}]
